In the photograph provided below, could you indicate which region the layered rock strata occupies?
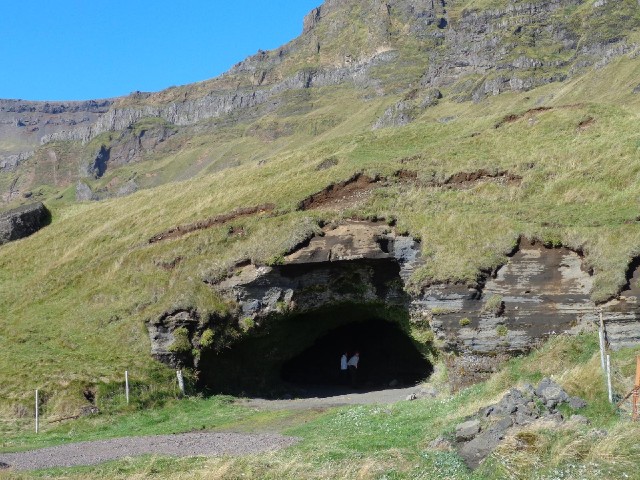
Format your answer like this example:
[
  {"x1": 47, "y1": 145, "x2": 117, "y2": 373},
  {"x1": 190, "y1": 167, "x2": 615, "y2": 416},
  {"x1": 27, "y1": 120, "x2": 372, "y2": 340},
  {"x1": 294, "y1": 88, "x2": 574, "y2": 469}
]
[{"x1": 148, "y1": 221, "x2": 640, "y2": 385}]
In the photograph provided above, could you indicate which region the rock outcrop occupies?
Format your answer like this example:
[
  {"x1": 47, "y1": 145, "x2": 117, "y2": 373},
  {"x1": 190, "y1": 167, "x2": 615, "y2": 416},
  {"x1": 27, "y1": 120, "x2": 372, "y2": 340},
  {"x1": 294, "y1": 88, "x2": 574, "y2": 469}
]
[
  {"x1": 0, "y1": 202, "x2": 50, "y2": 245},
  {"x1": 0, "y1": 99, "x2": 112, "y2": 156},
  {"x1": 455, "y1": 378, "x2": 588, "y2": 468},
  {"x1": 1, "y1": 0, "x2": 638, "y2": 207},
  {"x1": 147, "y1": 221, "x2": 640, "y2": 386},
  {"x1": 8, "y1": 0, "x2": 635, "y2": 151},
  {"x1": 421, "y1": 0, "x2": 637, "y2": 102}
]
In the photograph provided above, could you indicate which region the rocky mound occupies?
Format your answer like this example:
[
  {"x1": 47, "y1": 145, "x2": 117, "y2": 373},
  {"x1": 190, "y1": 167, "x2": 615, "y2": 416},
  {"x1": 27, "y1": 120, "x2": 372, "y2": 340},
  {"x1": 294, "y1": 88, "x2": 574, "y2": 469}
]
[
  {"x1": 453, "y1": 378, "x2": 588, "y2": 469},
  {"x1": 0, "y1": 202, "x2": 50, "y2": 245}
]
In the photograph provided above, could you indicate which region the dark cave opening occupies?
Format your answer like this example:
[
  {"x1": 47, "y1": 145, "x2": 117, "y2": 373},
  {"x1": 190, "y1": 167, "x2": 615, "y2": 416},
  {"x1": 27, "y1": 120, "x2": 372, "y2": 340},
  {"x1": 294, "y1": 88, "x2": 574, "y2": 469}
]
[
  {"x1": 198, "y1": 303, "x2": 433, "y2": 397},
  {"x1": 280, "y1": 318, "x2": 432, "y2": 389}
]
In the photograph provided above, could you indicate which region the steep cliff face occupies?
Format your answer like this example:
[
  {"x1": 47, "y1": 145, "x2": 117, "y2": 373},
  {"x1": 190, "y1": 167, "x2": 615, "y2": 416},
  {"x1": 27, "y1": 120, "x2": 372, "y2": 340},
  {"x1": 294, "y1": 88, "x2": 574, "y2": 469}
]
[
  {"x1": 422, "y1": 0, "x2": 639, "y2": 101},
  {"x1": 1, "y1": 0, "x2": 638, "y2": 207},
  {"x1": 0, "y1": 99, "x2": 113, "y2": 164}
]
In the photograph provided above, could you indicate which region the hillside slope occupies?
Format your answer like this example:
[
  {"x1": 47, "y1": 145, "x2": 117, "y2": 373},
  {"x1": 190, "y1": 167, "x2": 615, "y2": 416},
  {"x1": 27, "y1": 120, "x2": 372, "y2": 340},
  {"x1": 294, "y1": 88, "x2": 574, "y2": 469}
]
[{"x1": 2, "y1": 0, "x2": 640, "y2": 417}]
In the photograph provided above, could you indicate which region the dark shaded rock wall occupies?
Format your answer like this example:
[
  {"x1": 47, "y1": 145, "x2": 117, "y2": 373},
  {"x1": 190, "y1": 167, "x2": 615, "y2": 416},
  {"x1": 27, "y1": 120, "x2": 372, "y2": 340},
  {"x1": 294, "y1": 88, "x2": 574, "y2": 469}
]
[
  {"x1": 0, "y1": 202, "x2": 50, "y2": 245},
  {"x1": 425, "y1": 241, "x2": 594, "y2": 355}
]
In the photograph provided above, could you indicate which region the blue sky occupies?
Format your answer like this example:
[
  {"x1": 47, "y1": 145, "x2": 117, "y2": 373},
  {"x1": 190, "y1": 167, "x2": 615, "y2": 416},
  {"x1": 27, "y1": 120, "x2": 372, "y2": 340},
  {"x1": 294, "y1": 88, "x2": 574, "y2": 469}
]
[{"x1": 0, "y1": 0, "x2": 321, "y2": 101}]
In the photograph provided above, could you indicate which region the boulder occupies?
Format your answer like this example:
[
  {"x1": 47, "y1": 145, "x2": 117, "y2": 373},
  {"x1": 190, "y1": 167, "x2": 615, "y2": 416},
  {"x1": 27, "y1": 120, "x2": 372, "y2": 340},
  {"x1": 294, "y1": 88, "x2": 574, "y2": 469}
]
[
  {"x1": 514, "y1": 403, "x2": 540, "y2": 426},
  {"x1": 535, "y1": 378, "x2": 569, "y2": 408},
  {"x1": 455, "y1": 419, "x2": 481, "y2": 442},
  {"x1": 541, "y1": 411, "x2": 564, "y2": 425},
  {"x1": 568, "y1": 396, "x2": 588, "y2": 410},
  {"x1": 0, "y1": 202, "x2": 50, "y2": 245},
  {"x1": 75, "y1": 182, "x2": 95, "y2": 201},
  {"x1": 568, "y1": 414, "x2": 590, "y2": 425},
  {"x1": 428, "y1": 436, "x2": 453, "y2": 451},
  {"x1": 458, "y1": 418, "x2": 511, "y2": 469},
  {"x1": 0, "y1": 462, "x2": 9, "y2": 469},
  {"x1": 488, "y1": 388, "x2": 527, "y2": 417},
  {"x1": 116, "y1": 179, "x2": 139, "y2": 197}
]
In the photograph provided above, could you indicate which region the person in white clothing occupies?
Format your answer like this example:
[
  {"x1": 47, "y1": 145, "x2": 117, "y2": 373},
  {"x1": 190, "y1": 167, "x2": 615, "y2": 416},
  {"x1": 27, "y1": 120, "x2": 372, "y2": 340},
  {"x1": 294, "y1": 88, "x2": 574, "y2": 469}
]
[
  {"x1": 347, "y1": 352, "x2": 360, "y2": 387},
  {"x1": 340, "y1": 353, "x2": 348, "y2": 384}
]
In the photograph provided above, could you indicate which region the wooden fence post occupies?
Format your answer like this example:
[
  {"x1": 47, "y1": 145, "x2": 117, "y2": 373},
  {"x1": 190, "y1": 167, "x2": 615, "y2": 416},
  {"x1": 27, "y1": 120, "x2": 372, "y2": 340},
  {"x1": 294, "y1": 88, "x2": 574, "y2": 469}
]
[
  {"x1": 177, "y1": 369, "x2": 185, "y2": 396},
  {"x1": 634, "y1": 356, "x2": 640, "y2": 421},
  {"x1": 125, "y1": 370, "x2": 130, "y2": 405},
  {"x1": 598, "y1": 310, "x2": 606, "y2": 373},
  {"x1": 35, "y1": 389, "x2": 39, "y2": 434},
  {"x1": 606, "y1": 354, "x2": 613, "y2": 403}
]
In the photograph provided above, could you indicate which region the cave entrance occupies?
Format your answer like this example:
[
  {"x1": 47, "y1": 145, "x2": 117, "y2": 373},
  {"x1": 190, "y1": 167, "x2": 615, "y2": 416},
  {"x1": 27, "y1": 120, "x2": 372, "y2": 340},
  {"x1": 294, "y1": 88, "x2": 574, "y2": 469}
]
[
  {"x1": 199, "y1": 303, "x2": 433, "y2": 397},
  {"x1": 281, "y1": 318, "x2": 431, "y2": 389}
]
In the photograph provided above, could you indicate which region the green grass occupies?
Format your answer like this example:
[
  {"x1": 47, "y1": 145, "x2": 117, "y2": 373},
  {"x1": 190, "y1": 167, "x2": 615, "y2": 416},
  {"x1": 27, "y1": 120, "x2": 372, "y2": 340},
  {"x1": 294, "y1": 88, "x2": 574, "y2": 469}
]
[
  {"x1": 2, "y1": 0, "x2": 640, "y2": 430},
  {"x1": 3, "y1": 56, "x2": 640, "y2": 411},
  {"x1": 1, "y1": 334, "x2": 638, "y2": 479}
]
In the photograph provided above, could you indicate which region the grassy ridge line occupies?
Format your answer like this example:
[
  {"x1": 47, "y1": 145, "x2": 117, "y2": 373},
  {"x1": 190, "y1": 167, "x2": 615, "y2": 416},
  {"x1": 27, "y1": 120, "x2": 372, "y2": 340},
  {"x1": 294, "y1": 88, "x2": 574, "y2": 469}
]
[
  {"x1": 2, "y1": 56, "x2": 640, "y2": 410},
  {"x1": 0, "y1": 335, "x2": 639, "y2": 479}
]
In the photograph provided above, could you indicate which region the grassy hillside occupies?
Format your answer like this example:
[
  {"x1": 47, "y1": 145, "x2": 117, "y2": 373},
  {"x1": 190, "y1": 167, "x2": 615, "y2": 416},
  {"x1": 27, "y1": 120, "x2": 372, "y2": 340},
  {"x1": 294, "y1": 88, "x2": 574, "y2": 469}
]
[{"x1": 2, "y1": 54, "x2": 640, "y2": 415}]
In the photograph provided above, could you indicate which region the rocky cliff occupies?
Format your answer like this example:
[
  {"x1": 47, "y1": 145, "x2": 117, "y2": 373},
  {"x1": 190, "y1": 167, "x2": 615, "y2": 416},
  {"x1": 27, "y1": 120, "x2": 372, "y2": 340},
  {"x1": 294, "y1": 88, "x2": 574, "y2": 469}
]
[
  {"x1": 2, "y1": 0, "x2": 637, "y2": 193},
  {"x1": 0, "y1": 202, "x2": 50, "y2": 245},
  {"x1": 0, "y1": 99, "x2": 112, "y2": 167},
  {"x1": 147, "y1": 221, "x2": 640, "y2": 390}
]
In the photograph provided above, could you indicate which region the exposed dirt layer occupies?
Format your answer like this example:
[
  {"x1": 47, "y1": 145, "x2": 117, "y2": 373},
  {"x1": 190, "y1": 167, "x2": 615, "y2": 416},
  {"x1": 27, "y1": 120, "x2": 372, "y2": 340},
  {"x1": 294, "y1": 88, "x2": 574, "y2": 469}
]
[
  {"x1": 0, "y1": 432, "x2": 298, "y2": 471},
  {"x1": 393, "y1": 169, "x2": 521, "y2": 189},
  {"x1": 494, "y1": 107, "x2": 553, "y2": 128},
  {"x1": 494, "y1": 103, "x2": 585, "y2": 128},
  {"x1": 148, "y1": 204, "x2": 275, "y2": 243},
  {"x1": 297, "y1": 173, "x2": 380, "y2": 211},
  {"x1": 443, "y1": 169, "x2": 522, "y2": 187},
  {"x1": 577, "y1": 116, "x2": 595, "y2": 131}
]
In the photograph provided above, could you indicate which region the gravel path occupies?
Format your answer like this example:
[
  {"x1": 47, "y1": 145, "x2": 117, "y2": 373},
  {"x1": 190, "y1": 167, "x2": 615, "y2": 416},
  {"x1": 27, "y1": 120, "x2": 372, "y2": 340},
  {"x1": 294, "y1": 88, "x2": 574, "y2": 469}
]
[
  {"x1": 237, "y1": 385, "x2": 420, "y2": 410},
  {"x1": 0, "y1": 432, "x2": 299, "y2": 471},
  {"x1": 0, "y1": 387, "x2": 423, "y2": 471}
]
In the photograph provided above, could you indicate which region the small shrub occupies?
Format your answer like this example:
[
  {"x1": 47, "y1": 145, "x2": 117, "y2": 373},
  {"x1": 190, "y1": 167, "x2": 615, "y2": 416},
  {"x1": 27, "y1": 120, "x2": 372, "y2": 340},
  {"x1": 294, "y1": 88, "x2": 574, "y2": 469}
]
[
  {"x1": 266, "y1": 255, "x2": 285, "y2": 266},
  {"x1": 239, "y1": 317, "x2": 255, "y2": 332},
  {"x1": 169, "y1": 327, "x2": 191, "y2": 353},
  {"x1": 431, "y1": 307, "x2": 457, "y2": 316},
  {"x1": 459, "y1": 317, "x2": 471, "y2": 326},
  {"x1": 482, "y1": 294, "x2": 504, "y2": 315},
  {"x1": 200, "y1": 328, "x2": 215, "y2": 349},
  {"x1": 496, "y1": 325, "x2": 509, "y2": 337},
  {"x1": 275, "y1": 301, "x2": 289, "y2": 313}
]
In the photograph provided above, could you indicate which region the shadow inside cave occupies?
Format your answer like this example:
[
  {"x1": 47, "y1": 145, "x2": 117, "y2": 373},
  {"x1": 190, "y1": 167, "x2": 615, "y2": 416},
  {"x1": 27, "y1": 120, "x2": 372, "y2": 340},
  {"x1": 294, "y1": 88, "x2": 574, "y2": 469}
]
[
  {"x1": 281, "y1": 319, "x2": 431, "y2": 392},
  {"x1": 199, "y1": 307, "x2": 433, "y2": 399}
]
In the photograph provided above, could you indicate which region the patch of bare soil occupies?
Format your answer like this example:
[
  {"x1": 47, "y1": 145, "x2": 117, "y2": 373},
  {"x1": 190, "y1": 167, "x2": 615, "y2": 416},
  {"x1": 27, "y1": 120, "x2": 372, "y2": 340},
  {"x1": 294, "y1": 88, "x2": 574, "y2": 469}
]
[
  {"x1": 443, "y1": 169, "x2": 522, "y2": 188},
  {"x1": 148, "y1": 204, "x2": 275, "y2": 243},
  {"x1": 297, "y1": 173, "x2": 381, "y2": 211},
  {"x1": 495, "y1": 103, "x2": 586, "y2": 129},
  {"x1": 495, "y1": 107, "x2": 553, "y2": 128},
  {"x1": 392, "y1": 169, "x2": 521, "y2": 189},
  {"x1": 237, "y1": 385, "x2": 424, "y2": 410},
  {"x1": 577, "y1": 116, "x2": 595, "y2": 131},
  {"x1": 393, "y1": 169, "x2": 418, "y2": 181}
]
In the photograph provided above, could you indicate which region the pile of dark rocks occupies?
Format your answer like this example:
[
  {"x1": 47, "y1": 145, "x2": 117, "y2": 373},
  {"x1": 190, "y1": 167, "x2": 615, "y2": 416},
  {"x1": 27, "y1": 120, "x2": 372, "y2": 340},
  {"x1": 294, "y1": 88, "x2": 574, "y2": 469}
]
[{"x1": 433, "y1": 378, "x2": 589, "y2": 469}]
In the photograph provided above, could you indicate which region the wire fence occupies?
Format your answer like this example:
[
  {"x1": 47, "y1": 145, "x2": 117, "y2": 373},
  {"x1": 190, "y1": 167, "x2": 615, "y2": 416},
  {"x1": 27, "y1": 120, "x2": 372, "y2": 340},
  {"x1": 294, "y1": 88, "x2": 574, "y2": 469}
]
[{"x1": 20, "y1": 369, "x2": 189, "y2": 434}]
